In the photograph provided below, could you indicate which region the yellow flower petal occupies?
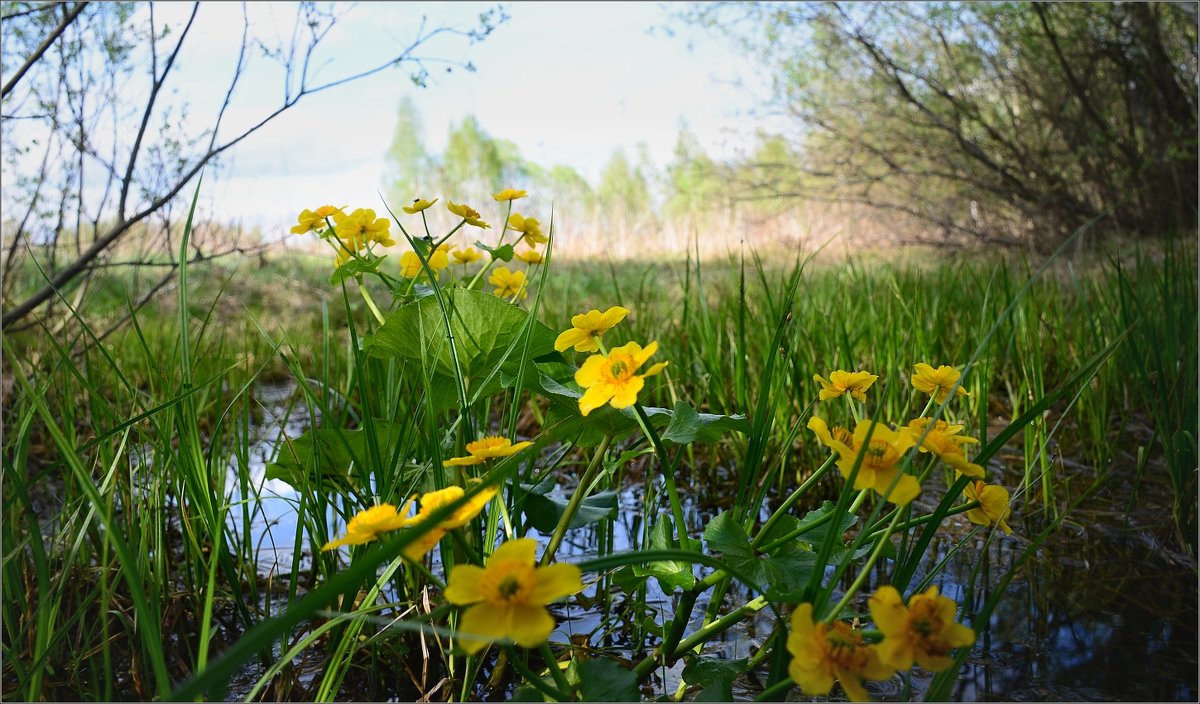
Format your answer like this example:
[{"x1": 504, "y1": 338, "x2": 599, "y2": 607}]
[
  {"x1": 529, "y1": 563, "x2": 583, "y2": 604},
  {"x1": 490, "y1": 536, "x2": 539, "y2": 564},
  {"x1": 574, "y1": 354, "x2": 607, "y2": 387},
  {"x1": 456, "y1": 602, "x2": 509, "y2": 654},
  {"x1": 503, "y1": 603, "x2": 557, "y2": 647},
  {"x1": 444, "y1": 565, "x2": 487, "y2": 605},
  {"x1": 554, "y1": 327, "x2": 592, "y2": 353},
  {"x1": 578, "y1": 385, "x2": 615, "y2": 417}
]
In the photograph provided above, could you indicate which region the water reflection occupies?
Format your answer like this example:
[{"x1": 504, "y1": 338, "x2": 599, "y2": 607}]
[{"x1": 232, "y1": 383, "x2": 1197, "y2": 701}]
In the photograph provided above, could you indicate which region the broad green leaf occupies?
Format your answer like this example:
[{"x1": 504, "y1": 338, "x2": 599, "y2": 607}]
[
  {"x1": 576, "y1": 659, "x2": 640, "y2": 701},
  {"x1": 363, "y1": 288, "x2": 558, "y2": 379},
  {"x1": 266, "y1": 422, "x2": 408, "y2": 492},
  {"x1": 329, "y1": 256, "x2": 385, "y2": 285},
  {"x1": 703, "y1": 512, "x2": 816, "y2": 601},
  {"x1": 520, "y1": 483, "x2": 619, "y2": 532},
  {"x1": 633, "y1": 518, "x2": 697, "y2": 592},
  {"x1": 477, "y1": 241, "x2": 514, "y2": 262},
  {"x1": 661, "y1": 401, "x2": 749, "y2": 444},
  {"x1": 683, "y1": 657, "x2": 748, "y2": 702}
]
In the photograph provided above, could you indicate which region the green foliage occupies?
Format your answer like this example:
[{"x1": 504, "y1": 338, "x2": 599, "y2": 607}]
[{"x1": 681, "y1": 1, "x2": 1198, "y2": 243}]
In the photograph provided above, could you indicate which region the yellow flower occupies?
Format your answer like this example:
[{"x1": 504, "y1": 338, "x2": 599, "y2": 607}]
[
  {"x1": 393, "y1": 482, "x2": 502, "y2": 560},
  {"x1": 399, "y1": 245, "x2": 451, "y2": 279},
  {"x1": 515, "y1": 248, "x2": 543, "y2": 265},
  {"x1": 507, "y1": 213, "x2": 547, "y2": 245},
  {"x1": 447, "y1": 200, "x2": 491, "y2": 229},
  {"x1": 444, "y1": 436, "x2": 534, "y2": 467},
  {"x1": 492, "y1": 188, "x2": 528, "y2": 202},
  {"x1": 963, "y1": 481, "x2": 1013, "y2": 534},
  {"x1": 444, "y1": 538, "x2": 582, "y2": 654},
  {"x1": 453, "y1": 246, "x2": 483, "y2": 265},
  {"x1": 814, "y1": 370, "x2": 880, "y2": 402},
  {"x1": 553, "y1": 306, "x2": 629, "y2": 353},
  {"x1": 489, "y1": 267, "x2": 528, "y2": 300},
  {"x1": 403, "y1": 197, "x2": 439, "y2": 214},
  {"x1": 868, "y1": 585, "x2": 976, "y2": 672},
  {"x1": 333, "y1": 208, "x2": 395, "y2": 248},
  {"x1": 575, "y1": 341, "x2": 668, "y2": 416},
  {"x1": 787, "y1": 603, "x2": 894, "y2": 702},
  {"x1": 320, "y1": 504, "x2": 407, "y2": 551},
  {"x1": 906, "y1": 418, "x2": 984, "y2": 478},
  {"x1": 291, "y1": 205, "x2": 343, "y2": 235},
  {"x1": 911, "y1": 363, "x2": 970, "y2": 403},
  {"x1": 808, "y1": 417, "x2": 921, "y2": 505}
]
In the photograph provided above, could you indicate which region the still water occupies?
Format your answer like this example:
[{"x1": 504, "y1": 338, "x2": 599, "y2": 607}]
[{"x1": 223, "y1": 383, "x2": 1197, "y2": 701}]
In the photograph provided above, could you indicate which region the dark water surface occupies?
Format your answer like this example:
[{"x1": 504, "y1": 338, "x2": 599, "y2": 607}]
[{"x1": 223, "y1": 384, "x2": 1197, "y2": 701}]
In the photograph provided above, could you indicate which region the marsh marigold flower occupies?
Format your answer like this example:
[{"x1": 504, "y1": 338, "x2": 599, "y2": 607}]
[
  {"x1": 963, "y1": 481, "x2": 1013, "y2": 534},
  {"x1": 444, "y1": 436, "x2": 534, "y2": 467},
  {"x1": 291, "y1": 205, "x2": 342, "y2": 234},
  {"x1": 906, "y1": 418, "x2": 984, "y2": 478},
  {"x1": 787, "y1": 603, "x2": 894, "y2": 702},
  {"x1": 447, "y1": 201, "x2": 491, "y2": 229},
  {"x1": 507, "y1": 213, "x2": 547, "y2": 245},
  {"x1": 492, "y1": 188, "x2": 528, "y2": 202},
  {"x1": 399, "y1": 244, "x2": 451, "y2": 279},
  {"x1": 453, "y1": 246, "x2": 483, "y2": 265},
  {"x1": 869, "y1": 585, "x2": 976, "y2": 672},
  {"x1": 489, "y1": 267, "x2": 528, "y2": 299},
  {"x1": 554, "y1": 306, "x2": 629, "y2": 353},
  {"x1": 403, "y1": 197, "x2": 439, "y2": 214},
  {"x1": 444, "y1": 538, "x2": 582, "y2": 654},
  {"x1": 814, "y1": 370, "x2": 880, "y2": 402},
  {"x1": 911, "y1": 363, "x2": 970, "y2": 403},
  {"x1": 321, "y1": 504, "x2": 407, "y2": 551},
  {"x1": 397, "y1": 482, "x2": 500, "y2": 559},
  {"x1": 333, "y1": 208, "x2": 394, "y2": 247},
  {"x1": 575, "y1": 341, "x2": 667, "y2": 416},
  {"x1": 515, "y1": 248, "x2": 543, "y2": 265},
  {"x1": 809, "y1": 417, "x2": 921, "y2": 505}
]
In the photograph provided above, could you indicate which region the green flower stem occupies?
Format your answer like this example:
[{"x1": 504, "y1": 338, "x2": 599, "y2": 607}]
[
  {"x1": 465, "y1": 202, "x2": 513, "y2": 292},
  {"x1": 845, "y1": 394, "x2": 863, "y2": 425},
  {"x1": 826, "y1": 506, "x2": 906, "y2": 620},
  {"x1": 633, "y1": 403, "x2": 693, "y2": 553},
  {"x1": 751, "y1": 453, "x2": 839, "y2": 549},
  {"x1": 540, "y1": 435, "x2": 613, "y2": 566},
  {"x1": 506, "y1": 645, "x2": 569, "y2": 702},
  {"x1": 753, "y1": 677, "x2": 795, "y2": 702},
  {"x1": 917, "y1": 395, "x2": 937, "y2": 419},
  {"x1": 862, "y1": 501, "x2": 980, "y2": 542},
  {"x1": 632, "y1": 594, "x2": 771, "y2": 682},
  {"x1": 673, "y1": 594, "x2": 768, "y2": 660},
  {"x1": 538, "y1": 642, "x2": 572, "y2": 695},
  {"x1": 757, "y1": 488, "x2": 869, "y2": 555},
  {"x1": 356, "y1": 279, "x2": 386, "y2": 324}
]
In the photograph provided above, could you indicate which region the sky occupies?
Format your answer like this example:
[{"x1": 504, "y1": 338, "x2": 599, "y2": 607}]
[{"x1": 138, "y1": 2, "x2": 773, "y2": 231}]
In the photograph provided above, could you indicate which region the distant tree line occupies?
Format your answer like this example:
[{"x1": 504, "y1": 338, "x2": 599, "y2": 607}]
[{"x1": 679, "y1": 1, "x2": 1198, "y2": 245}]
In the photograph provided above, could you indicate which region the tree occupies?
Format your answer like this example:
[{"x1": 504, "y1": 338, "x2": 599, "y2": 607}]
[
  {"x1": 681, "y1": 2, "x2": 1198, "y2": 245},
  {"x1": 597, "y1": 146, "x2": 655, "y2": 233},
  {"x1": 1, "y1": 2, "x2": 506, "y2": 328},
  {"x1": 384, "y1": 95, "x2": 433, "y2": 203}
]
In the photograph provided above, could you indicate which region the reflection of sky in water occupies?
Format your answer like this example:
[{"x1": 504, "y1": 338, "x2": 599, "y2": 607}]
[{"x1": 232, "y1": 383, "x2": 1197, "y2": 701}]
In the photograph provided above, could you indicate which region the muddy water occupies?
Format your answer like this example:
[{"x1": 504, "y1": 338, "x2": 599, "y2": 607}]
[{"x1": 225, "y1": 384, "x2": 1197, "y2": 701}]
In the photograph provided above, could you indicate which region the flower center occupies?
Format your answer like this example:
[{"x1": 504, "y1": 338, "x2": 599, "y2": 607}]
[
  {"x1": 908, "y1": 600, "x2": 948, "y2": 652},
  {"x1": 819, "y1": 622, "x2": 871, "y2": 671},
  {"x1": 498, "y1": 575, "x2": 521, "y2": 598},
  {"x1": 483, "y1": 561, "x2": 535, "y2": 606},
  {"x1": 862, "y1": 440, "x2": 900, "y2": 469}
]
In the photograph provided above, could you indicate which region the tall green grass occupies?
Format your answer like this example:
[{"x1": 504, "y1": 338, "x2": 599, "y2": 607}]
[{"x1": 2, "y1": 232, "x2": 1194, "y2": 701}]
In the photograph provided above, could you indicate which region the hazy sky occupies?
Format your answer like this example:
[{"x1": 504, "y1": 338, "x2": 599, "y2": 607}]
[{"x1": 144, "y1": 2, "x2": 770, "y2": 231}]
